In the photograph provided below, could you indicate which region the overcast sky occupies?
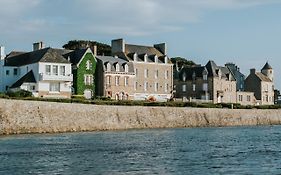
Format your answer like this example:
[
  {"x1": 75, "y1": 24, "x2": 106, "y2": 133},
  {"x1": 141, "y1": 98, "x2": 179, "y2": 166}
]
[{"x1": 1, "y1": 0, "x2": 281, "y2": 88}]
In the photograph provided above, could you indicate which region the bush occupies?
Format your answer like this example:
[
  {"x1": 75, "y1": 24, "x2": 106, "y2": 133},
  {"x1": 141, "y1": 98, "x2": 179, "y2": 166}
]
[{"x1": 6, "y1": 90, "x2": 33, "y2": 98}]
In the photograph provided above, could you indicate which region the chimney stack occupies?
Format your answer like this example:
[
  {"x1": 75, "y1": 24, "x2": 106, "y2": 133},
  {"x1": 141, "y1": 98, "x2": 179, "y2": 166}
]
[
  {"x1": 93, "y1": 45, "x2": 97, "y2": 56},
  {"x1": 0, "y1": 46, "x2": 5, "y2": 60},
  {"x1": 111, "y1": 39, "x2": 125, "y2": 54},
  {"x1": 250, "y1": 68, "x2": 256, "y2": 74},
  {"x1": 33, "y1": 41, "x2": 45, "y2": 51}
]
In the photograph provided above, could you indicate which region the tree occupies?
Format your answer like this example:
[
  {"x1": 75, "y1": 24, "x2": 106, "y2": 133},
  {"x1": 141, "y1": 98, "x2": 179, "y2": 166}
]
[
  {"x1": 170, "y1": 57, "x2": 196, "y2": 68},
  {"x1": 63, "y1": 40, "x2": 111, "y2": 56}
]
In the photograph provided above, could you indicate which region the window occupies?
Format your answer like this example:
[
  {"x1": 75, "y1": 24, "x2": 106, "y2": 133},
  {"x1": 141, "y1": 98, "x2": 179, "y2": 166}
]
[
  {"x1": 154, "y1": 55, "x2": 158, "y2": 63},
  {"x1": 144, "y1": 69, "x2": 148, "y2": 78},
  {"x1": 53, "y1": 65, "x2": 58, "y2": 75},
  {"x1": 203, "y1": 83, "x2": 208, "y2": 91},
  {"x1": 165, "y1": 83, "x2": 169, "y2": 92},
  {"x1": 165, "y1": 70, "x2": 169, "y2": 79},
  {"x1": 28, "y1": 85, "x2": 36, "y2": 91},
  {"x1": 247, "y1": 95, "x2": 251, "y2": 102},
  {"x1": 107, "y1": 63, "x2": 111, "y2": 72},
  {"x1": 124, "y1": 64, "x2": 129, "y2": 73},
  {"x1": 182, "y1": 73, "x2": 186, "y2": 81},
  {"x1": 239, "y1": 95, "x2": 243, "y2": 101},
  {"x1": 46, "y1": 65, "x2": 51, "y2": 75},
  {"x1": 155, "y1": 83, "x2": 159, "y2": 92},
  {"x1": 144, "y1": 54, "x2": 148, "y2": 62},
  {"x1": 13, "y1": 68, "x2": 18, "y2": 75},
  {"x1": 49, "y1": 83, "x2": 60, "y2": 92},
  {"x1": 135, "y1": 68, "x2": 138, "y2": 76},
  {"x1": 84, "y1": 75, "x2": 93, "y2": 85},
  {"x1": 60, "y1": 66, "x2": 65, "y2": 76},
  {"x1": 115, "y1": 76, "x2": 120, "y2": 86},
  {"x1": 116, "y1": 64, "x2": 120, "y2": 72},
  {"x1": 106, "y1": 76, "x2": 111, "y2": 85},
  {"x1": 86, "y1": 60, "x2": 92, "y2": 70},
  {"x1": 134, "y1": 81, "x2": 138, "y2": 90},
  {"x1": 144, "y1": 82, "x2": 148, "y2": 91},
  {"x1": 155, "y1": 70, "x2": 159, "y2": 79},
  {"x1": 193, "y1": 84, "x2": 196, "y2": 91},
  {"x1": 6, "y1": 70, "x2": 9, "y2": 75},
  {"x1": 182, "y1": 85, "x2": 187, "y2": 92},
  {"x1": 203, "y1": 74, "x2": 208, "y2": 81},
  {"x1": 125, "y1": 77, "x2": 129, "y2": 86}
]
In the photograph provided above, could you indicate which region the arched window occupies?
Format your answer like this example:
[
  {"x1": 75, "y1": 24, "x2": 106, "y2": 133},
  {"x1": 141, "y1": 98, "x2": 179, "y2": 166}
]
[
  {"x1": 106, "y1": 63, "x2": 111, "y2": 72},
  {"x1": 154, "y1": 55, "x2": 158, "y2": 63},
  {"x1": 144, "y1": 54, "x2": 148, "y2": 62},
  {"x1": 133, "y1": 53, "x2": 137, "y2": 62},
  {"x1": 116, "y1": 63, "x2": 120, "y2": 72},
  {"x1": 124, "y1": 64, "x2": 129, "y2": 72},
  {"x1": 86, "y1": 60, "x2": 92, "y2": 70}
]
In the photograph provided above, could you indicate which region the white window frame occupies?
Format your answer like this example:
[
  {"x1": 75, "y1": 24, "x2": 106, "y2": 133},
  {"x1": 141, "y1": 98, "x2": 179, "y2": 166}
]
[
  {"x1": 49, "y1": 82, "x2": 60, "y2": 92},
  {"x1": 182, "y1": 85, "x2": 187, "y2": 92}
]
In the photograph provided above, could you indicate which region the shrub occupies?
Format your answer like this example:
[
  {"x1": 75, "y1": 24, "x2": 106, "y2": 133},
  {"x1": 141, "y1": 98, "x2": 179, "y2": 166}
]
[{"x1": 6, "y1": 90, "x2": 33, "y2": 98}]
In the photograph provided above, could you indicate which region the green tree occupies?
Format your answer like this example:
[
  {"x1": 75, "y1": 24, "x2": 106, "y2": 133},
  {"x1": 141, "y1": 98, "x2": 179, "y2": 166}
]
[
  {"x1": 63, "y1": 40, "x2": 111, "y2": 56},
  {"x1": 171, "y1": 57, "x2": 195, "y2": 68}
]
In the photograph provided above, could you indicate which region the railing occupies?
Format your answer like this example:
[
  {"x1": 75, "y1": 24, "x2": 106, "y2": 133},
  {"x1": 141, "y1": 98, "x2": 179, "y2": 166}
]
[{"x1": 39, "y1": 73, "x2": 73, "y2": 81}]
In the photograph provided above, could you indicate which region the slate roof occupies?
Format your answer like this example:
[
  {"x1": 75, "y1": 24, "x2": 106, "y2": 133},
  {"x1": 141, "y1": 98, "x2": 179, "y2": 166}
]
[
  {"x1": 5, "y1": 48, "x2": 71, "y2": 67},
  {"x1": 261, "y1": 62, "x2": 272, "y2": 70},
  {"x1": 255, "y1": 72, "x2": 272, "y2": 82},
  {"x1": 65, "y1": 48, "x2": 88, "y2": 65},
  {"x1": 114, "y1": 44, "x2": 169, "y2": 64},
  {"x1": 179, "y1": 60, "x2": 236, "y2": 81},
  {"x1": 96, "y1": 56, "x2": 134, "y2": 73},
  {"x1": 10, "y1": 71, "x2": 36, "y2": 88}
]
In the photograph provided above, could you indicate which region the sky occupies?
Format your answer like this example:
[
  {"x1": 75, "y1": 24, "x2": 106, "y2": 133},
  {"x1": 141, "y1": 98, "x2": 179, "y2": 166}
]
[{"x1": 1, "y1": 0, "x2": 281, "y2": 88}]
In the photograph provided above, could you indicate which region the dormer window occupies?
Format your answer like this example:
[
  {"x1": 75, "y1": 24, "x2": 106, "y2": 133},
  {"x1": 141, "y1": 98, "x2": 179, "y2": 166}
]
[
  {"x1": 192, "y1": 72, "x2": 196, "y2": 81},
  {"x1": 203, "y1": 69, "x2": 208, "y2": 81},
  {"x1": 182, "y1": 72, "x2": 187, "y2": 81},
  {"x1": 86, "y1": 60, "x2": 92, "y2": 70},
  {"x1": 106, "y1": 63, "x2": 111, "y2": 72},
  {"x1": 133, "y1": 53, "x2": 137, "y2": 62},
  {"x1": 124, "y1": 64, "x2": 129, "y2": 73},
  {"x1": 154, "y1": 55, "x2": 158, "y2": 63},
  {"x1": 144, "y1": 54, "x2": 148, "y2": 62},
  {"x1": 164, "y1": 56, "x2": 168, "y2": 64},
  {"x1": 116, "y1": 63, "x2": 120, "y2": 72}
]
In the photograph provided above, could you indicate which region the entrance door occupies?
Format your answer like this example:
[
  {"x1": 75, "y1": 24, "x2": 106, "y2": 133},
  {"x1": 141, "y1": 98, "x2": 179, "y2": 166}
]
[{"x1": 84, "y1": 89, "x2": 92, "y2": 99}]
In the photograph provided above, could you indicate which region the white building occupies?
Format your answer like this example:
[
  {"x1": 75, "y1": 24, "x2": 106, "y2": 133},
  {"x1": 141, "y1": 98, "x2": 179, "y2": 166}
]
[{"x1": 0, "y1": 42, "x2": 73, "y2": 98}]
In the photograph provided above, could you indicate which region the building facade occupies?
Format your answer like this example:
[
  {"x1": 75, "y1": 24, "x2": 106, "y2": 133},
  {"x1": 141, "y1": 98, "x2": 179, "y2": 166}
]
[
  {"x1": 95, "y1": 55, "x2": 135, "y2": 100},
  {"x1": 245, "y1": 62, "x2": 274, "y2": 105},
  {"x1": 112, "y1": 39, "x2": 173, "y2": 102},
  {"x1": 225, "y1": 63, "x2": 245, "y2": 91},
  {"x1": 66, "y1": 48, "x2": 97, "y2": 98},
  {"x1": 0, "y1": 42, "x2": 73, "y2": 98},
  {"x1": 175, "y1": 60, "x2": 237, "y2": 104}
]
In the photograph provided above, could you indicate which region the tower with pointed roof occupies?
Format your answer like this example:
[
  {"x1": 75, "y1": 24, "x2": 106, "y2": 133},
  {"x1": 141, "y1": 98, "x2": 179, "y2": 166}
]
[{"x1": 261, "y1": 62, "x2": 273, "y2": 82}]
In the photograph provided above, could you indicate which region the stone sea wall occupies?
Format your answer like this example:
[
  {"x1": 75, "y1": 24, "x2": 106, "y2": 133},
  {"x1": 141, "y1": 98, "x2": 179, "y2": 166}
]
[{"x1": 1, "y1": 99, "x2": 281, "y2": 135}]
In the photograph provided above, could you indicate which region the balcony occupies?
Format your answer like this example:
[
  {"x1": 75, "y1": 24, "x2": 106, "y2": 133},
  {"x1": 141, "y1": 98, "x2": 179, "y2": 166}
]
[{"x1": 39, "y1": 73, "x2": 73, "y2": 82}]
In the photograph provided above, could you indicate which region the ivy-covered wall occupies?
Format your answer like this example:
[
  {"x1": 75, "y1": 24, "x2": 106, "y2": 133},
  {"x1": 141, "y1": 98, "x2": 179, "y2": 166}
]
[{"x1": 73, "y1": 52, "x2": 97, "y2": 96}]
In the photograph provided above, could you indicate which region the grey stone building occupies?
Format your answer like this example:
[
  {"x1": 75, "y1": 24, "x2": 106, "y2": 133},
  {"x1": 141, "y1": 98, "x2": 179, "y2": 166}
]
[
  {"x1": 225, "y1": 63, "x2": 245, "y2": 91},
  {"x1": 245, "y1": 62, "x2": 274, "y2": 105},
  {"x1": 175, "y1": 60, "x2": 237, "y2": 104}
]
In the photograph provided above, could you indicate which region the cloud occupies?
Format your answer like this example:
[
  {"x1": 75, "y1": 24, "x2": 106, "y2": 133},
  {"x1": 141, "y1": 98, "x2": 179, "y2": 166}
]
[{"x1": 0, "y1": 0, "x2": 280, "y2": 40}]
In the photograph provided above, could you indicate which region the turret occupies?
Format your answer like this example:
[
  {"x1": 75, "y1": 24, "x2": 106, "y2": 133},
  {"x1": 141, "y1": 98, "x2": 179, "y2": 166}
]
[{"x1": 261, "y1": 62, "x2": 273, "y2": 82}]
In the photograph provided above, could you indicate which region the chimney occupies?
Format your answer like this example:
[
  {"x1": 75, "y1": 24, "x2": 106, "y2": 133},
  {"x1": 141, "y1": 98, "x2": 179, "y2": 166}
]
[
  {"x1": 154, "y1": 43, "x2": 167, "y2": 55},
  {"x1": 111, "y1": 38, "x2": 125, "y2": 54},
  {"x1": 250, "y1": 68, "x2": 256, "y2": 74},
  {"x1": 93, "y1": 45, "x2": 97, "y2": 56},
  {"x1": 0, "y1": 46, "x2": 5, "y2": 60},
  {"x1": 33, "y1": 41, "x2": 45, "y2": 51}
]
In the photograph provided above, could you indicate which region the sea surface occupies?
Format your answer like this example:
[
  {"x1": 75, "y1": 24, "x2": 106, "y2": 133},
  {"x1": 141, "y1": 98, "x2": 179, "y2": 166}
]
[{"x1": 1, "y1": 126, "x2": 281, "y2": 175}]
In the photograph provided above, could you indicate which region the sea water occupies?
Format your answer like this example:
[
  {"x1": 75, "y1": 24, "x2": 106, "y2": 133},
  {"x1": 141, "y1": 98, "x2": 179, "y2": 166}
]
[{"x1": 1, "y1": 126, "x2": 281, "y2": 174}]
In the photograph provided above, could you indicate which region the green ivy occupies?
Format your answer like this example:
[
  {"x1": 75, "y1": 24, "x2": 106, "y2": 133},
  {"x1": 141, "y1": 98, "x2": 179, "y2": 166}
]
[{"x1": 73, "y1": 53, "x2": 97, "y2": 96}]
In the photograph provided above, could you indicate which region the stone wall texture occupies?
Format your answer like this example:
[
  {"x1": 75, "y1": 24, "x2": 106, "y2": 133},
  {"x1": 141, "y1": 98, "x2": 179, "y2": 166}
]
[{"x1": 1, "y1": 99, "x2": 281, "y2": 135}]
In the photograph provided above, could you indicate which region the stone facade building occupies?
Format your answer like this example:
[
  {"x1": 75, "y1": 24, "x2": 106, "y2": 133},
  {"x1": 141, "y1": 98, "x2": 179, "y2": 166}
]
[
  {"x1": 111, "y1": 39, "x2": 173, "y2": 102},
  {"x1": 95, "y1": 55, "x2": 135, "y2": 100},
  {"x1": 245, "y1": 62, "x2": 274, "y2": 105},
  {"x1": 175, "y1": 60, "x2": 237, "y2": 104},
  {"x1": 225, "y1": 63, "x2": 245, "y2": 91}
]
